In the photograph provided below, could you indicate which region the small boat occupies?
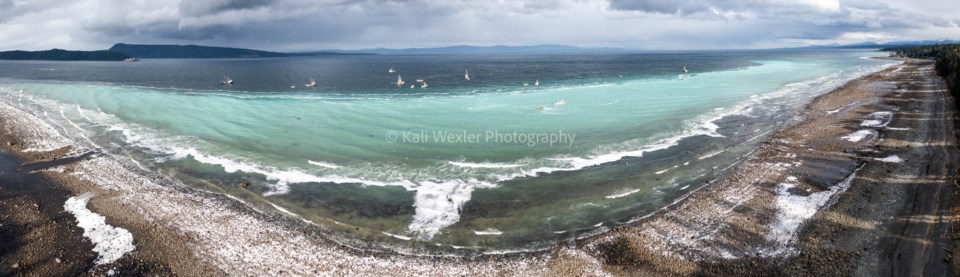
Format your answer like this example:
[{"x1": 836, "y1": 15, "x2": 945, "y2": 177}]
[
  {"x1": 122, "y1": 57, "x2": 138, "y2": 62},
  {"x1": 554, "y1": 99, "x2": 565, "y2": 106},
  {"x1": 221, "y1": 75, "x2": 233, "y2": 85},
  {"x1": 534, "y1": 80, "x2": 539, "y2": 86},
  {"x1": 290, "y1": 85, "x2": 296, "y2": 89},
  {"x1": 388, "y1": 67, "x2": 396, "y2": 73},
  {"x1": 464, "y1": 70, "x2": 471, "y2": 81},
  {"x1": 410, "y1": 84, "x2": 415, "y2": 88},
  {"x1": 305, "y1": 78, "x2": 318, "y2": 88},
  {"x1": 421, "y1": 82, "x2": 428, "y2": 88},
  {"x1": 683, "y1": 66, "x2": 688, "y2": 74},
  {"x1": 416, "y1": 79, "x2": 424, "y2": 83},
  {"x1": 395, "y1": 75, "x2": 405, "y2": 87}
]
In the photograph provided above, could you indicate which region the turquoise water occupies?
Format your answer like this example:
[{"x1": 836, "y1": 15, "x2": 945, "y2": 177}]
[{"x1": 0, "y1": 50, "x2": 897, "y2": 253}]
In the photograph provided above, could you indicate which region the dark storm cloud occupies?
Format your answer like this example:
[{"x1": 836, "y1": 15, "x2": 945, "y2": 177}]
[
  {"x1": 179, "y1": 0, "x2": 275, "y2": 17},
  {"x1": 606, "y1": 0, "x2": 714, "y2": 15}
]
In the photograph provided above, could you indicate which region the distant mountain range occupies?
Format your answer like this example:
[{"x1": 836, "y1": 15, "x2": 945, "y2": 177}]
[
  {"x1": 802, "y1": 39, "x2": 960, "y2": 49},
  {"x1": 326, "y1": 44, "x2": 626, "y2": 55},
  {"x1": 109, "y1": 43, "x2": 369, "y2": 59},
  {"x1": 0, "y1": 49, "x2": 130, "y2": 61}
]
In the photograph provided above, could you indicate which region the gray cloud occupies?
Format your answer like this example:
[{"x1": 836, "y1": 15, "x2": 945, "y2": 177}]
[
  {"x1": 0, "y1": 0, "x2": 957, "y2": 51},
  {"x1": 179, "y1": 0, "x2": 275, "y2": 17}
]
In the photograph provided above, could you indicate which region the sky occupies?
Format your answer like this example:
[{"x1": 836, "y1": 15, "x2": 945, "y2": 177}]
[{"x1": 0, "y1": 0, "x2": 958, "y2": 51}]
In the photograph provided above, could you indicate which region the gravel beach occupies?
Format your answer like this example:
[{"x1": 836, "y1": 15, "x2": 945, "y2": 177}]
[{"x1": 0, "y1": 58, "x2": 956, "y2": 276}]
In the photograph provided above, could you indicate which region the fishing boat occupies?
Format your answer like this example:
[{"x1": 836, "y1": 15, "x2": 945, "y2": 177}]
[
  {"x1": 396, "y1": 75, "x2": 405, "y2": 87},
  {"x1": 388, "y1": 67, "x2": 396, "y2": 73},
  {"x1": 221, "y1": 75, "x2": 233, "y2": 85},
  {"x1": 421, "y1": 82, "x2": 428, "y2": 88},
  {"x1": 305, "y1": 78, "x2": 318, "y2": 87}
]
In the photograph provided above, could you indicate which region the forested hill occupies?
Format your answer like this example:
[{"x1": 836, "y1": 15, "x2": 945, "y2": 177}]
[
  {"x1": 108, "y1": 43, "x2": 364, "y2": 59},
  {"x1": 0, "y1": 49, "x2": 130, "y2": 61},
  {"x1": 109, "y1": 43, "x2": 302, "y2": 59}
]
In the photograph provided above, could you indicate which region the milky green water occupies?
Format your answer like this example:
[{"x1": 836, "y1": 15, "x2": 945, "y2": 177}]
[{"x1": 0, "y1": 50, "x2": 897, "y2": 253}]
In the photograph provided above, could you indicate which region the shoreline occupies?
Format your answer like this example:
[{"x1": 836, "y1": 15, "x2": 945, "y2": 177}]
[{"x1": 0, "y1": 58, "x2": 957, "y2": 275}]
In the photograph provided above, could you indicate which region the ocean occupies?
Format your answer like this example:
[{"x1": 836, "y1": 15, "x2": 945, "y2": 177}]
[{"x1": 0, "y1": 49, "x2": 897, "y2": 254}]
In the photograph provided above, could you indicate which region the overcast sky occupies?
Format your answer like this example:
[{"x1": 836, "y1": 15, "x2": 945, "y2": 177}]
[{"x1": 0, "y1": 0, "x2": 958, "y2": 51}]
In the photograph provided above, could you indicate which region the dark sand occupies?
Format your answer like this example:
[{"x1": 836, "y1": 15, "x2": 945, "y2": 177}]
[
  {"x1": 584, "y1": 59, "x2": 959, "y2": 276},
  {"x1": 0, "y1": 59, "x2": 956, "y2": 276}
]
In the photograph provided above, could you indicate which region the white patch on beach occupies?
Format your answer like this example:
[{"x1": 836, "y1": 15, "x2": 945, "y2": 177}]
[
  {"x1": 875, "y1": 155, "x2": 903, "y2": 163},
  {"x1": 860, "y1": 111, "x2": 892, "y2": 127},
  {"x1": 767, "y1": 166, "x2": 862, "y2": 256},
  {"x1": 473, "y1": 228, "x2": 503, "y2": 236},
  {"x1": 841, "y1": 129, "x2": 878, "y2": 142},
  {"x1": 64, "y1": 193, "x2": 135, "y2": 265},
  {"x1": 605, "y1": 188, "x2": 640, "y2": 199}
]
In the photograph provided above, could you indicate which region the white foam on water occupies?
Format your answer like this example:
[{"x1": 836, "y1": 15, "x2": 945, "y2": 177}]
[
  {"x1": 605, "y1": 188, "x2": 641, "y2": 199},
  {"x1": 408, "y1": 180, "x2": 494, "y2": 239},
  {"x1": 875, "y1": 155, "x2": 903, "y2": 163},
  {"x1": 269, "y1": 202, "x2": 297, "y2": 217},
  {"x1": 698, "y1": 149, "x2": 725, "y2": 160},
  {"x1": 886, "y1": 127, "x2": 910, "y2": 131},
  {"x1": 307, "y1": 160, "x2": 340, "y2": 169},
  {"x1": 64, "y1": 193, "x2": 136, "y2": 265},
  {"x1": 382, "y1": 231, "x2": 413, "y2": 241},
  {"x1": 654, "y1": 169, "x2": 668, "y2": 175},
  {"x1": 841, "y1": 129, "x2": 878, "y2": 142},
  {"x1": 0, "y1": 95, "x2": 72, "y2": 152},
  {"x1": 473, "y1": 228, "x2": 503, "y2": 236},
  {"x1": 448, "y1": 161, "x2": 522, "y2": 169}
]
